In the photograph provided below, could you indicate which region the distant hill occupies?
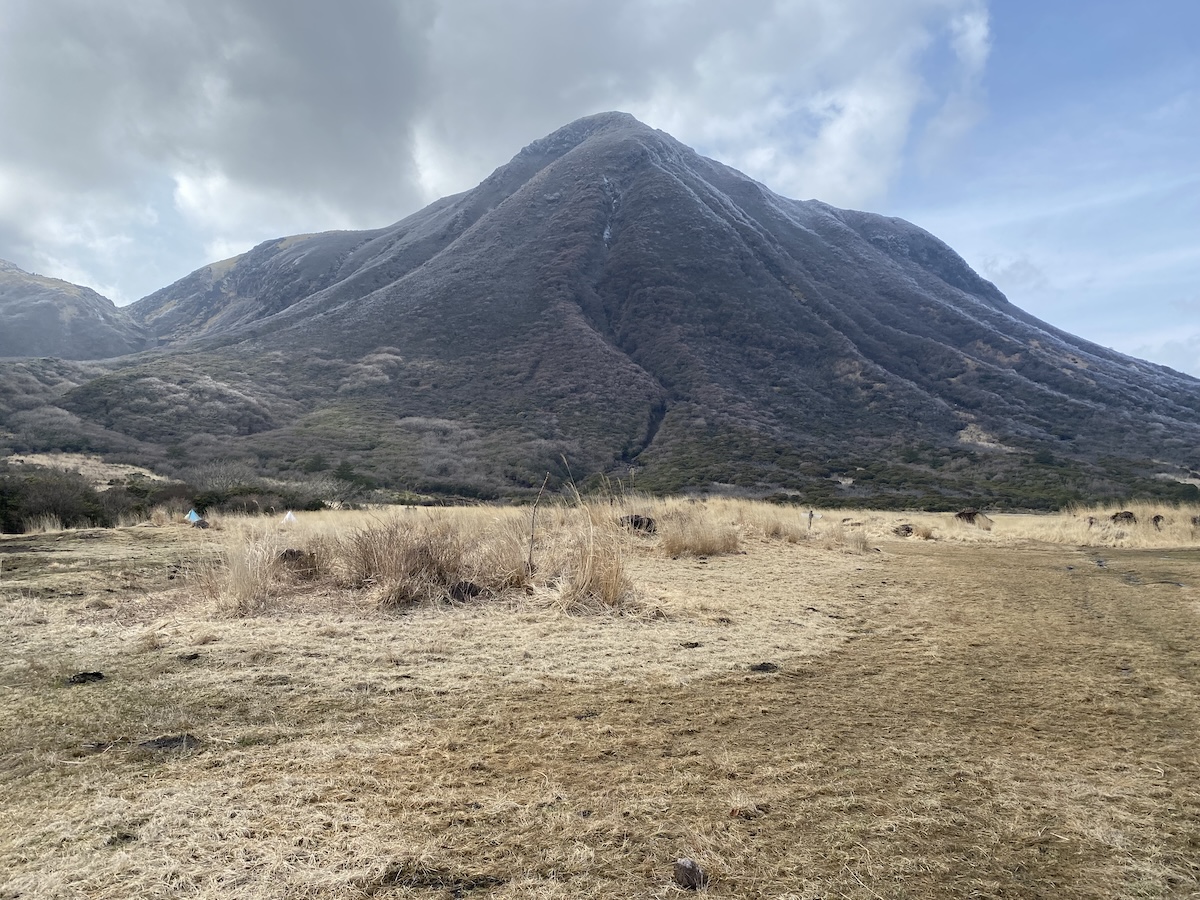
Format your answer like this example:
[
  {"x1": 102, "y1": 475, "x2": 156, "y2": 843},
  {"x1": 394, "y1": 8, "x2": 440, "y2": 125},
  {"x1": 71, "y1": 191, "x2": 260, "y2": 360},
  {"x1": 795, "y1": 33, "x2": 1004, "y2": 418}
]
[
  {"x1": 2, "y1": 113, "x2": 1198, "y2": 507},
  {"x1": 0, "y1": 260, "x2": 149, "y2": 359}
]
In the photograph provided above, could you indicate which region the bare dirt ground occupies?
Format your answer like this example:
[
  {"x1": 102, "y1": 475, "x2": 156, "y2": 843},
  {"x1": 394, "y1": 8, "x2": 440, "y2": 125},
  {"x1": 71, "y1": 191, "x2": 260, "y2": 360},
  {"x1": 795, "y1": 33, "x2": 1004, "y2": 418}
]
[{"x1": 2, "y1": 512, "x2": 1199, "y2": 899}]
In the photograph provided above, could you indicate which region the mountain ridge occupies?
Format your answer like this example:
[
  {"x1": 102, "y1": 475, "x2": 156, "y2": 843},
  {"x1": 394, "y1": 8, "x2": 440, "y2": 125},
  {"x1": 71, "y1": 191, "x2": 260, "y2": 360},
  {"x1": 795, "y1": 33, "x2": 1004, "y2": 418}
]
[
  {"x1": 0, "y1": 259, "x2": 149, "y2": 359},
  {"x1": 2, "y1": 112, "x2": 1198, "y2": 506}
]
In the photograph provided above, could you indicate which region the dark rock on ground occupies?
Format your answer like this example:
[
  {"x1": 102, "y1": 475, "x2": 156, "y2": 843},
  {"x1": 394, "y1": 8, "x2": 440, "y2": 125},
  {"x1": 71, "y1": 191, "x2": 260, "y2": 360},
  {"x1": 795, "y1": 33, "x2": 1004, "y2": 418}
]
[
  {"x1": 448, "y1": 580, "x2": 483, "y2": 602},
  {"x1": 619, "y1": 514, "x2": 657, "y2": 534},
  {"x1": 750, "y1": 662, "x2": 779, "y2": 673},
  {"x1": 65, "y1": 671, "x2": 104, "y2": 684},
  {"x1": 673, "y1": 858, "x2": 709, "y2": 890},
  {"x1": 894, "y1": 524, "x2": 914, "y2": 537},
  {"x1": 955, "y1": 508, "x2": 993, "y2": 529}
]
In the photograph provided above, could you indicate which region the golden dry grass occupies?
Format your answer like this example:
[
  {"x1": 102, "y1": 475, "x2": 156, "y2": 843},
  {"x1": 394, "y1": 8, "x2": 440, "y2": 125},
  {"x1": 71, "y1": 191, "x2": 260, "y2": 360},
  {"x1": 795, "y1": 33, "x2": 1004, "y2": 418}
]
[{"x1": 2, "y1": 502, "x2": 1199, "y2": 898}]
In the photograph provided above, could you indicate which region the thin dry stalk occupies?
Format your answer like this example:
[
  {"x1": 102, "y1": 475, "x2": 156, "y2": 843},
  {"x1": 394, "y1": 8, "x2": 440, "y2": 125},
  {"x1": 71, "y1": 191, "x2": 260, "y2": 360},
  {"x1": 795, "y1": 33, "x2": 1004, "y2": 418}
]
[{"x1": 527, "y1": 472, "x2": 550, "y2": 577}]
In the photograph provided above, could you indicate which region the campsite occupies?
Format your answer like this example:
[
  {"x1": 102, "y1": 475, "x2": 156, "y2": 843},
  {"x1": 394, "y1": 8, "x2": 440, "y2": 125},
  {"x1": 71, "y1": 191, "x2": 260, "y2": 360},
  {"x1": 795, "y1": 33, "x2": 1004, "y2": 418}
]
[{"x1": 3, "y1": 500, "x2": 1199, "y2": 898}]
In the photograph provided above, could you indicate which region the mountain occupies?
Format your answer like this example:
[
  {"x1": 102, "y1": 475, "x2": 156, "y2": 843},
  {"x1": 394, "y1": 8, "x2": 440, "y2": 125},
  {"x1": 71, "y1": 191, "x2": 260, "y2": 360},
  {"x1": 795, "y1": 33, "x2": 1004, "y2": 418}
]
[
  {"x1": 3, "y1": 112, "x2": 1199, "y2": 507},
  {"x1": 0, "y1": 260, "x2": 149, "y2": 359}
]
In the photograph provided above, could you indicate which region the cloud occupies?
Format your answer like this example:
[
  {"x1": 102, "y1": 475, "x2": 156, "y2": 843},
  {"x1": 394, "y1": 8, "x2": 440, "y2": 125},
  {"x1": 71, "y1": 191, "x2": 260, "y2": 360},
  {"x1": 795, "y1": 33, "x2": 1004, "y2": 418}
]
[
  {"x1": 0, "y1": 0, "x2": 992, "y2": 302},
  {"x1": 977, "y1": 254, "x2": 1049, "y2": 293},
  {"x1": 1130, "y1": 328, "x2": 1200, "y2": 379},
  {"x1": 916, "y1": 2, "x2": 990, "y2": 166}
]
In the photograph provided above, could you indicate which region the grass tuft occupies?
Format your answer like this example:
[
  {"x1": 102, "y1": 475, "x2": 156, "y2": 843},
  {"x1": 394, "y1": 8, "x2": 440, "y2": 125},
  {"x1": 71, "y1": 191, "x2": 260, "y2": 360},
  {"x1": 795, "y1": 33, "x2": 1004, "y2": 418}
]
[{"x1": 659, "y1": 507, "x2": 740, "y2": 557}]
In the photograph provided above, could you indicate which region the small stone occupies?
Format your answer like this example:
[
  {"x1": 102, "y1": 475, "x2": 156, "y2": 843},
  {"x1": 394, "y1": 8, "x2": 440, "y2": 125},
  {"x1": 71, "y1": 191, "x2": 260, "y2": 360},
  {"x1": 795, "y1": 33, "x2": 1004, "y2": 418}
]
[
  {"x1": 673, "y1": 858, "x2": 708, "y2": 890},
  {"x1": 66, "y1": 671, "x2": 104, "y2": 685},
  {"x1": 749, "y1": 662, "x2": 779, "y2": 673}
]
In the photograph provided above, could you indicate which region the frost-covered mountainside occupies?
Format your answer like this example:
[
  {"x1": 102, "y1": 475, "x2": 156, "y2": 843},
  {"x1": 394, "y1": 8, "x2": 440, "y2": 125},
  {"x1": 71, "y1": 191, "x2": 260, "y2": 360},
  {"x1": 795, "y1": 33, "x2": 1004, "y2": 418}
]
[
  {"x1": 0, "y1": 260, "x2": 148, "y2": 359},
  {"x1": 3, "y1": 113, "x2": 1199, "y2": 505}
]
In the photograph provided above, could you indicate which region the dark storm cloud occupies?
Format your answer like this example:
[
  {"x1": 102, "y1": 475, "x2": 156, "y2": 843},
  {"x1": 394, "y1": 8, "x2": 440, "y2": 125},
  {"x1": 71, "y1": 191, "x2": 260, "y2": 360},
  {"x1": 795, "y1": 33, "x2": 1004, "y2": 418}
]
[{"x1": 1, "y1": 0, "x2": 432, "y2": 215}]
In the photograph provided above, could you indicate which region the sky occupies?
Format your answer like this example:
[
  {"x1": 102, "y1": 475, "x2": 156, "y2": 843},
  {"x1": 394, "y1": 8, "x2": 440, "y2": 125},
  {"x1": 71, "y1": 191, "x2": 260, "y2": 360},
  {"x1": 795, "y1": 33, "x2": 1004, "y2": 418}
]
[{"x1": 0, "y1": 0, "x2": 1196, "y2": 375}]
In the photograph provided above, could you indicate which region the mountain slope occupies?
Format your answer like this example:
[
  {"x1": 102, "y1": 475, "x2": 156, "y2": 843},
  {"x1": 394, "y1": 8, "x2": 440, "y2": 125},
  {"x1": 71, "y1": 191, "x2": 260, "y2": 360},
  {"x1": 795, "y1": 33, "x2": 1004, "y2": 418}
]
[
  {"x1": 0, "y1": 260, "x2": 149, "y2": 359},
  {"x1": 6, "y1": 113, "x2": 1199, "y2": 505}
]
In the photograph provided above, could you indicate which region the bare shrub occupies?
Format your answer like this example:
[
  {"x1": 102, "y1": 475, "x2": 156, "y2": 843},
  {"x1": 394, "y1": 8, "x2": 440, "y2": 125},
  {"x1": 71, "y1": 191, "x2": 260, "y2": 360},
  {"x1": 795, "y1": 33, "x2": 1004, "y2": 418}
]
[{"x1": 913, "y1": 524, "x2": 935, "y2": 540}]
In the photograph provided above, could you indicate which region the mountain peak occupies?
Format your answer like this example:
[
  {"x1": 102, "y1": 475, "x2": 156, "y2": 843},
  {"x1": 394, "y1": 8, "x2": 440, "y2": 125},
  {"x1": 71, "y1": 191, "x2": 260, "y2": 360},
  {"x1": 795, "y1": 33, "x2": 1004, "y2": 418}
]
[
  {"x1": 517, "y1": 111, "x2": 650, "y2": 155},
  {"x1": 6, "y1": 115, "x2": 1199, "y2": 505}
]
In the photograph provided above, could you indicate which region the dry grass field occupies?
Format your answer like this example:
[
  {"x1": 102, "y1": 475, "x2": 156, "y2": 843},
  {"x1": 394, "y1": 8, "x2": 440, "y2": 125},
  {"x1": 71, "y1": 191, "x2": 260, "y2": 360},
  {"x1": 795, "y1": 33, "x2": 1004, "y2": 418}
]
[{"x1": 2, "y1": 500, "x2": 1199, "y2": 899}]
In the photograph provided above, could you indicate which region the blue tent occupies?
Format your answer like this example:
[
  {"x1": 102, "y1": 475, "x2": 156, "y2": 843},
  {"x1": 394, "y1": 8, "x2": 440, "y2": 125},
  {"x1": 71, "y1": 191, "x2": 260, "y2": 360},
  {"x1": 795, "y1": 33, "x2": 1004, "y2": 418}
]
[{"x1": 186, "y1": 509, "x2": 202, "y2": 523}]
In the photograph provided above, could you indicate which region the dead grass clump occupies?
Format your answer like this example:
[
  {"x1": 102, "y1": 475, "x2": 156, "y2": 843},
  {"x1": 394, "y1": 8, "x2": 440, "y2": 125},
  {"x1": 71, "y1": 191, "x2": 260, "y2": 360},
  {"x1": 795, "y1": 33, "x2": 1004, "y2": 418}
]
[
  {"x1": 201, "y1": 534, "x2": 283, "y2": 617},
  {"x1": 340, "y1": 517, "x2": 473, "y2": 608},
  {"x1": 659, "y1": 508, "x2": 740, "y2": 557},
  {"x1": 822, "y1": 525, "x2": 870, "y2": 554},
  {"x1": 328, "y1": 512, "x2": 533, "y2": 608},
  {"x1": 476, "y1": 517, "x2": 531, "y2": 592},
  {"x1": 913, "y1": 524, "x2": 935, "y2": 540},
  {"x1": 553, "y1": 520, "x2": 636, "y2": 613},
  {"x1": 21, "y1": 513, "x2": 67, "y2": 534},
  {"x1": 727, "y1": 501, "x2": 809, "y2": 542},
  {"x1": 844, "y1": 529, "x2": 871, "y2": 553}
]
